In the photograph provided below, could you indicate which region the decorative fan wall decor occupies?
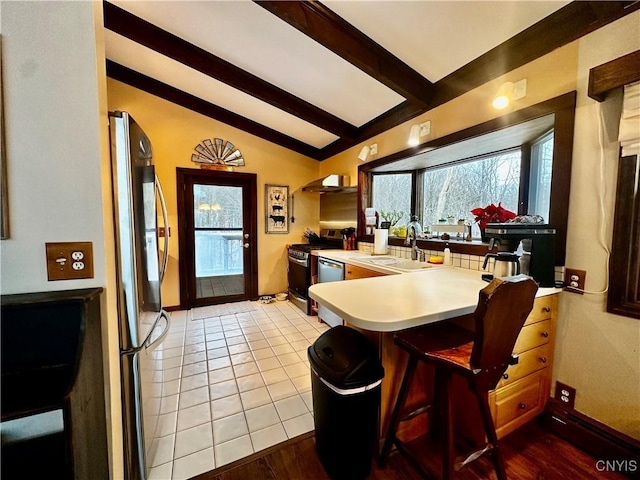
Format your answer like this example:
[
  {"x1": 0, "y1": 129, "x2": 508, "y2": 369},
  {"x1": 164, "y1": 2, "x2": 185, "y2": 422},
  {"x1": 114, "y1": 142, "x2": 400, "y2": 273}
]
[{"x1": 191, "y1": 138, "x2": 245, "y2": 167}]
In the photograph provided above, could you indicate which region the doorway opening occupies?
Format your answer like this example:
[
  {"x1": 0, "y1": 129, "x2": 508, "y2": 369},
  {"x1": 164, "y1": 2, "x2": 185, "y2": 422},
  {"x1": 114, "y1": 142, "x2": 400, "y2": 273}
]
[{"x1": 177, "y1": 168, "x2": 258, "y2": 308}]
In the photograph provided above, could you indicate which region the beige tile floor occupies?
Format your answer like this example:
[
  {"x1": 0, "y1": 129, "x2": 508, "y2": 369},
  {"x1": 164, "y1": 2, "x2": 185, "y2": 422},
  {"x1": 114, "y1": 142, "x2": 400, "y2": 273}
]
[{"x1": 148, "y1": 300, "x2": 330, "y2": 480}]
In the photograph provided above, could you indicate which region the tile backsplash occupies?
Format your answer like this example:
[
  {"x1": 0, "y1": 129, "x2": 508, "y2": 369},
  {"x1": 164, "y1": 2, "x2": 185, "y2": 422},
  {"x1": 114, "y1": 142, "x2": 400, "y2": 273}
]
[{"x1": 358, "y1": 242, "x2": 564, "y2": 282}]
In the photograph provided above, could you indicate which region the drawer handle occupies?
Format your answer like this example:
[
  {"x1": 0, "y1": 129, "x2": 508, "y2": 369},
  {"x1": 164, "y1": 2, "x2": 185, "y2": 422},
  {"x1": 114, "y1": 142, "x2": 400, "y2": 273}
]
[
  {"x1": 503, "y1": 373, "x2": 509, "y2": 380},
  {"x1": 519, "y1": 403, "x2": 527, "y2": 410},
  {"x1": 540, "y1": 357, "x2": 547, "y2": 364},
  {"x1": 541, "y1": 331, "x2": 549, "y2": 338},
  {"x1": 542, "y1": 306, "x2": 551, "y2": 313}
]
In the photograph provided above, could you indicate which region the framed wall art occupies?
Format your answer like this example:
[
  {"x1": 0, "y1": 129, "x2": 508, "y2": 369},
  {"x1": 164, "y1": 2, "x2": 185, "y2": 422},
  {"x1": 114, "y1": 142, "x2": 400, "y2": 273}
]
[{"x1": 265, "y1": 184, "x2": 288, "y2": 234}]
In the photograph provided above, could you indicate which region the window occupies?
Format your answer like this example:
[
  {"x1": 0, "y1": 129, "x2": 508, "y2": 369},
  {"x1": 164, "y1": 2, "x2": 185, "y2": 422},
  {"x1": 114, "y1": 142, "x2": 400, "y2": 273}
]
[
  {"x1": 371, "y1": 173, "x2": 412, "y2": 235},
  {"x1": 359, "y1": 92, "x2": 576, "y2": 262},
  {"x1": 529, "y1": 131, "x2": 554, "y2": 220},
  {"x1": 422, "y1": 150, "x2": 521, "y2": 237},
  {"x1": 608, "y1": 154, "x2": 640, "y2": 319}
]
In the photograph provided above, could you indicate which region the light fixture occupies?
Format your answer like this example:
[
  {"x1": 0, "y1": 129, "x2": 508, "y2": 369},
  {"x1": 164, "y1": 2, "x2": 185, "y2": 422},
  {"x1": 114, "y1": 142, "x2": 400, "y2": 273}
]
[
  {"x1": 492, "y1": 79, "x2": 527, "y2": 110},
  {"x1": 492, "y1": 82, "x2": 514, "y2": 109},
  {"x1": 408, "y1": 125, "x2": 421, "y2": 146},
  {"x1": 357, "y1": 143, "x2": 378, "y2": 161},
  {"x1": 408, "y1": 121, "x2": 430, "y2": 147},
  {"x1": 357, "y1": 145, "x2": 370, "y2": 161}
]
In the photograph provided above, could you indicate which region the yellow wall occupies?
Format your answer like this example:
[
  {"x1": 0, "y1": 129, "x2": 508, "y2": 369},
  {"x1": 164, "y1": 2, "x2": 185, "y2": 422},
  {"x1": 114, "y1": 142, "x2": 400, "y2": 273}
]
[
  {"x1": 320, "y1": 41, "x2": 578, "y2": 181},
  {"x1": 108, "y1": 11, "x2": 640, "y2": 439},
  {"x1": 320, "y1": 14, "x2": 640, "y2": 439},
  {"x1": 107, "y1": 80, "x2": 322, "y2": 307}
]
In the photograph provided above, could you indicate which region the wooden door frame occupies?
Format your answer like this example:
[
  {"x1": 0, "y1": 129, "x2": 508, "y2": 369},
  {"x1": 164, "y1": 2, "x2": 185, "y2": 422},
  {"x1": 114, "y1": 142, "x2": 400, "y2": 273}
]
[{"x1": 176, "y1": 167, "x2": 258, "y2": 309}]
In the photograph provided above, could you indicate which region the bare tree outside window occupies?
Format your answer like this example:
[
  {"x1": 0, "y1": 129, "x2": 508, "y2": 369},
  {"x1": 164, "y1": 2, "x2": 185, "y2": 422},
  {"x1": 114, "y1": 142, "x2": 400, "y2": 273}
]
[
  {"x1": 529, "y1": 132, "x2": 554, "y2": 220},
  {"x1": 371, "y1": 173, "x2": 412, "y2": 234},
  {"x1": 423, "y1": 150, "x2": 521, "y2": 238},
  {"x1": 193, "y1": 185, "x2": 243, "y2": 277}
]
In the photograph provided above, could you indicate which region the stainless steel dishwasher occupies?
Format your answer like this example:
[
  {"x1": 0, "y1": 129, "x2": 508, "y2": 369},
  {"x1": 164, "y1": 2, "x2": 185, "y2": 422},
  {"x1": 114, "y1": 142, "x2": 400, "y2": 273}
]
[{"x1": 317, "y1": 257, "x2": 345, "y2": 327}]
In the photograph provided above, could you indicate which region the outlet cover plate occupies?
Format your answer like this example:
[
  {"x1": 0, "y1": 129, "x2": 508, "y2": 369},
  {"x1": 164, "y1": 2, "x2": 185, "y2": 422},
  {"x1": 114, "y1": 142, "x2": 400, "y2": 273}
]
[
  {"x1": 46, "y1": 242, "x2": 94, "y2": 281},
  {"x1": 554, "y1": 381, "x2": 576, "y2": 409},
  {"x1": 564, "y1": 268, "x2": 586, "y2": 294}
]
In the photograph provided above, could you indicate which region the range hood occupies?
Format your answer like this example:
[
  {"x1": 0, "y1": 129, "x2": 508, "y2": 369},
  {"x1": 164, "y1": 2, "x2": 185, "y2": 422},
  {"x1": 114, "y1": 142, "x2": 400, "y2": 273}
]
[{"x1": 301, "y1": 174, "x2": 356, "y2": 193}]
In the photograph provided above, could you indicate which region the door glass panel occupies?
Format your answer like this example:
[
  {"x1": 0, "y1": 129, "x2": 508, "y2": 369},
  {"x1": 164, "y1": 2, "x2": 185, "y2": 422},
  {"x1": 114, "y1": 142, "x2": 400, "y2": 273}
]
[{"x1": 193, "y1": 184, "x2": 244, "y2": 299}]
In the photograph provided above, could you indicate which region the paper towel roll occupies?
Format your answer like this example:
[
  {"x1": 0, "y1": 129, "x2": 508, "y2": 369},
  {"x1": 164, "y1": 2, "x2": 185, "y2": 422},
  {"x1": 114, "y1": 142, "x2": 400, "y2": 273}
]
[
  {"x1": 365, "y1": 216, "x2": 377, "y2": 225},
  {"x1": 374, "y1": 229, "x2": 388, "y2": 254}
]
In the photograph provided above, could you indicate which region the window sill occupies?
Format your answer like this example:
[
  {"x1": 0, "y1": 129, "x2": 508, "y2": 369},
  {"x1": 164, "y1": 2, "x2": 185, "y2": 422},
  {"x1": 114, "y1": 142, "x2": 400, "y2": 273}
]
[{"x1": 359, "y1": 234, "x2": 490, "y2": 256}]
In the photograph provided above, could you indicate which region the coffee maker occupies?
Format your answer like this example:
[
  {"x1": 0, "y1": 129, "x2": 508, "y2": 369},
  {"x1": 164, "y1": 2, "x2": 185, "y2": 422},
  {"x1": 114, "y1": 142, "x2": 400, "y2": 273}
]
[{"x1": 484, "y1": 223, "x2": 556, "y2": 287}]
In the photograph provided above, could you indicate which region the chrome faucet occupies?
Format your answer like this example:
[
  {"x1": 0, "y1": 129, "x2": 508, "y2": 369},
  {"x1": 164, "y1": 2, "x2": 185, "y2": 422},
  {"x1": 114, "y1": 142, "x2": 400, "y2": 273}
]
[{"x1": 404, "y1": 215, "x2": 424, "y2": 261}]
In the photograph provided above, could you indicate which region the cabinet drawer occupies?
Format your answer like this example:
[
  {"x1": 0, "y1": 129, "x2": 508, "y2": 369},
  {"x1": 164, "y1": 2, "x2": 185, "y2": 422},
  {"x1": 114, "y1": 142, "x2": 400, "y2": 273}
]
[
  {"x1": 345, "y1": 264, "x2": 387, "y2": 280},
  {"x1": 497, "y1": 343, "x2": 552, "y2": 389},
  {"x1": 514, "y1": 319, "x2": 551, "y2": 354},
  {"x1": 493, "y1": 371, "x2": 546, "y2": 430},
  {"x1": 525, "y1": 295, "x2": 556, "y2": 325}
]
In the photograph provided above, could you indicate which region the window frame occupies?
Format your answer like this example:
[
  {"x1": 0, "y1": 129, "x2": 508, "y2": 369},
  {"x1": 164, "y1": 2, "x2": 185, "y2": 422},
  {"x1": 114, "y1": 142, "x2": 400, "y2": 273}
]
[
  {"x1": 357, "y1": 92, "x2": 576, "y2": 263},
  {"x1": 607, "y1": 154, "x2": 640, "y2": 319}
]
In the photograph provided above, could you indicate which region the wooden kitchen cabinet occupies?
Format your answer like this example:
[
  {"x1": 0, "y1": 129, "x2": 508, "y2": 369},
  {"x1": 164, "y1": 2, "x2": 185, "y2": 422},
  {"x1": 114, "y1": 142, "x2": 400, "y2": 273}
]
[
  {"x1": 490, "y1": 294, "x2": 557, "y2": 438},
  {"x1": 349, "y1": 293, "x2": 558, "y2": 449},
  {"x1": 345, "y1": 264, "x2": 387, "y2": 280},
  {"x1": 456, "y1": 293, "x2": 558, "y2": 443}
]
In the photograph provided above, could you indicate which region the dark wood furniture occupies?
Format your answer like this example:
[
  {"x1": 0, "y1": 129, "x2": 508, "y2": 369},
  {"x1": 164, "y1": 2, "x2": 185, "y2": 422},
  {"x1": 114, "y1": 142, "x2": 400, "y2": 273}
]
[
  {"x1": 379, "y1": 276, "x2": 538, "y2": 480},
  {"x1": 1, "y1": 288, "x2": 109, "y2": 479}
]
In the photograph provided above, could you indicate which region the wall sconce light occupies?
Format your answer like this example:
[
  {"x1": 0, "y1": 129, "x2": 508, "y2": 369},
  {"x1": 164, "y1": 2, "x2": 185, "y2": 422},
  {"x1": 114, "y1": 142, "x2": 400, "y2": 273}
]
[
  {"x1": 357, "y1": 143, "x2": 378, "y2": 161},
  {"x1": 408, "y1": 121, "x2": 431, "y2": 146},
  {"x1": 492, "y1": 79, "x2": 527, "y2": 110}
]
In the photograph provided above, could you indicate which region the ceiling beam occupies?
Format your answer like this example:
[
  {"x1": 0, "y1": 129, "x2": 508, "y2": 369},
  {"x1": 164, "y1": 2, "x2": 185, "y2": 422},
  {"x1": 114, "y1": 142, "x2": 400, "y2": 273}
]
[
  {"x1": 255, "y1": 0, "x2": 435, "y2": 107},
  {"x1": 106, "y1": 61, "x2": 323, "y2": 160},
  {"x1": 103, "y1": 1, "x2": 358, "y2": 141},
  {"x1": 319, "y1": 0, "x2": 640, "y2": 160}
]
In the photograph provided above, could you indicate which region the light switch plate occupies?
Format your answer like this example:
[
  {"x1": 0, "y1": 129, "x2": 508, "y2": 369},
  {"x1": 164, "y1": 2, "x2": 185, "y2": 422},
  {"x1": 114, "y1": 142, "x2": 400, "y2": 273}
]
[{"x1": 46, "y1": 242, "x2": 94, "y2": 281}]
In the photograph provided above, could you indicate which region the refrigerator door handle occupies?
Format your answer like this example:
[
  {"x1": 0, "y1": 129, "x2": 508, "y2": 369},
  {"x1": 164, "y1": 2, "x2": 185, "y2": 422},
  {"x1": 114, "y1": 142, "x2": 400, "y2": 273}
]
[
  {"x1": 121, "y1": 310, "x2": 170, "y2": 356},
  {"x1": 146, "y1": 310, "x2": 171, "y2": 351},
  {"x1": 156, "y1": 175, "x2": 170, "y2": 283}
]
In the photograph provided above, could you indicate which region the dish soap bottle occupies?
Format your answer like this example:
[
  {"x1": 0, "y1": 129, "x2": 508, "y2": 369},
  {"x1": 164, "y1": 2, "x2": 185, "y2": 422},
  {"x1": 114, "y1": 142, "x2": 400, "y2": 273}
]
[{"x1": 444, "y1": 243, "x2": 452, "y2": 266}]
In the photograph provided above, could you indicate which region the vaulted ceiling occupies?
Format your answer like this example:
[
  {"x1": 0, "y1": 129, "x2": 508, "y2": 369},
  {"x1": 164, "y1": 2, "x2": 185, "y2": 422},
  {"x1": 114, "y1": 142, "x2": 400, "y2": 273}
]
[{"x1": 103, "y1": 1, "x2": 638, "y2": 161}]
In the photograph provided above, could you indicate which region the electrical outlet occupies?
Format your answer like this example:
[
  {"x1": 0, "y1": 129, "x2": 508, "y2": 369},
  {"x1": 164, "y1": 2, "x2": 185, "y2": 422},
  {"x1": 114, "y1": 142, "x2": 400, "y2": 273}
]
[
  {"x1": 554, "y1": 381, "x2": 576, "y2": 409},
  {"x1": 46, "y1": 242, "x2": 94, "y2": 281},
  {"x1": 564, "y1": 268, "x2": 586, "y2": 294}
]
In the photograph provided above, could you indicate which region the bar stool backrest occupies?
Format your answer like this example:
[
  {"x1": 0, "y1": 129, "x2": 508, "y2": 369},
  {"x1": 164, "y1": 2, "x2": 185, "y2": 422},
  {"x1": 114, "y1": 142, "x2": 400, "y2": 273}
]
[{"x1": 469, "y1": 275, "x2": 538, "y2": 390}]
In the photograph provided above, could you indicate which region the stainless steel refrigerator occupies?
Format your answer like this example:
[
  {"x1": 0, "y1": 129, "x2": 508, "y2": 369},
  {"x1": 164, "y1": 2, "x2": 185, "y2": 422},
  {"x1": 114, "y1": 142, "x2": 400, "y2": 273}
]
[{"x1": 109, "y1": 111, "x2": 170, "y2": 480}]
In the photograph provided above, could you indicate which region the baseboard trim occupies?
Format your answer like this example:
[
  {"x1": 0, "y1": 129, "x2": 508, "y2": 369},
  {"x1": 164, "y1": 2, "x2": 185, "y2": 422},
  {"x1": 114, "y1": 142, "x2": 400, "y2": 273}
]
[{"x1": 544, "y1": 398, "x2": 639, "y2": 478}]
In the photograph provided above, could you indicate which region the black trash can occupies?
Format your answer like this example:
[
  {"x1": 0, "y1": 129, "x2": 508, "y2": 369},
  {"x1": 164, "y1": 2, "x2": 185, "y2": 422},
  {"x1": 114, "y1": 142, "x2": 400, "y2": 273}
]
[{"x1": 308, "y1": 325, "x2": 385, "y2": 480}]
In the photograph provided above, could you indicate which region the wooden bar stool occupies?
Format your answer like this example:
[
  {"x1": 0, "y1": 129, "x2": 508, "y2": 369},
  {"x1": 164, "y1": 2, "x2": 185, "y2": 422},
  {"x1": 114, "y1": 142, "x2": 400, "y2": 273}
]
[{"x1": 379, "y1": 275, "x2": 538, "y2": 479}]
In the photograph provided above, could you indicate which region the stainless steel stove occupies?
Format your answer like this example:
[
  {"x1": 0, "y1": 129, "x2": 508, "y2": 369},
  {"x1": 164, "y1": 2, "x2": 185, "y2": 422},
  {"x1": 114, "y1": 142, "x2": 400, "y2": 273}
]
[{"x1": 287, "y1": 239, "x2": 341, "y2": 315}]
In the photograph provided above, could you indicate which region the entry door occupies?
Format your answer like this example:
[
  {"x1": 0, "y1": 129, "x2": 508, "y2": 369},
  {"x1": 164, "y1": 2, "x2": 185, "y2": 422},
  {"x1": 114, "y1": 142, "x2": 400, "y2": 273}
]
[{"x1": 177, "y1": 168, "x2": 258, "y2": 308}]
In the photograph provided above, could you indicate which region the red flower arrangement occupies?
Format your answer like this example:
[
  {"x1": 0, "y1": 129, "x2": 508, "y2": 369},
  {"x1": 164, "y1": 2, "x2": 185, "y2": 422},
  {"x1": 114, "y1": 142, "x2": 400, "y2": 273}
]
[{"x1": 471, "y1": 203, "x2": 517, "y2": 230}]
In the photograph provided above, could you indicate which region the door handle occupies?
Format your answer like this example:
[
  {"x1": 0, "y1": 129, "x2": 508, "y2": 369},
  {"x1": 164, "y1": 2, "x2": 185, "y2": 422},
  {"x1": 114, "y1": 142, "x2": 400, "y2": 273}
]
[
  {"x1": 155, "y1": 175, "x2": 169, "y2": 283},
  {"x1": 146, "y1": 310, "x2": 171, "y2": 351},
  {"x1": 244, "y1": 233, "x2": 249, "y2": 239},
  {"x1": 243, "y1": 243, "x2": 249, "y2": 248}
]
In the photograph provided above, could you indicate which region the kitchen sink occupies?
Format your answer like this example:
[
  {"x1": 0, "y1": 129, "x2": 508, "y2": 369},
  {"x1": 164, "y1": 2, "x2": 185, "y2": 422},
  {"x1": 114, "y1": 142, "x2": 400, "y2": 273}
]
[{"x1": 349, "y1": 255, "x2": 438, "y2": 272}]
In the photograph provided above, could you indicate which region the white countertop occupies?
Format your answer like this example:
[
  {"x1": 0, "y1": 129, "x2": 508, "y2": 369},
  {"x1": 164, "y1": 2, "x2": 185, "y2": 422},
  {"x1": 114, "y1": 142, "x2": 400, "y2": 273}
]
[{"x1": 308, "y1": 250, "x2": 559, "y2": 332}]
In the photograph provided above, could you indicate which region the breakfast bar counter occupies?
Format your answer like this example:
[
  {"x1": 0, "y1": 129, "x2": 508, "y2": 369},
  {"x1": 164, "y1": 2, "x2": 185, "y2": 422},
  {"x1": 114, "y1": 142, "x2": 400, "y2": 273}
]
[
  {"x1": 308, "y1": 257, "x2": 560, "y2": 446},
  {"x1": 308, "y1": 255, "x2": 558, "y2": 333}
]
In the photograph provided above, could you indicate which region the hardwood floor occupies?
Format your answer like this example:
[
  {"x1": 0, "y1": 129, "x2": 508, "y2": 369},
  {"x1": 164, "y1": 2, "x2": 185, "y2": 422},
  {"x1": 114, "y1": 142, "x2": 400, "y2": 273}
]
[{"x1": 193, "y1": 420, "x2": 628, "y2": 480}]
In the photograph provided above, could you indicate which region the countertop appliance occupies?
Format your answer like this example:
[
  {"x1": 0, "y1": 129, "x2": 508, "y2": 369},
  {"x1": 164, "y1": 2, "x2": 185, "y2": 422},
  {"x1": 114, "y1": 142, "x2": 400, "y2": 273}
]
[
  {"x1": 484, "y1": 223, "x2": 556, "y2": 287},
  {"x1": 317, "y1": 257, "x2": 345, "y2": 327},
  {"x1": 482, "y1": 252, "x2": 521, "y2": 281},
  {"x1": 110, "y1": 111, "x2": 171, "y2": 480}
]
